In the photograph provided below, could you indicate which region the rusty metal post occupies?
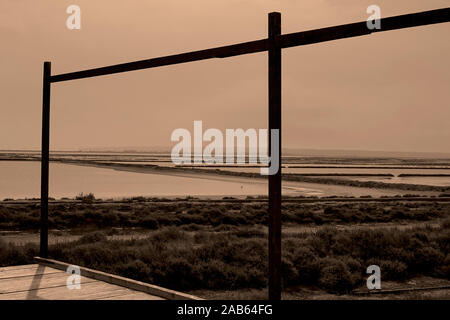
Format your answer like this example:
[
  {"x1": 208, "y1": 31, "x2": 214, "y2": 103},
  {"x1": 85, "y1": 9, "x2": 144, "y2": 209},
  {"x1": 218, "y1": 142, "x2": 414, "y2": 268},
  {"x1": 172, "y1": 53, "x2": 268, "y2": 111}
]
[
  {"x1": 40, "y1": 61, "x2": 51, "y2": 258},
  {"x1": 268, "y1": 12, "x2": 282, "y2": 301}
]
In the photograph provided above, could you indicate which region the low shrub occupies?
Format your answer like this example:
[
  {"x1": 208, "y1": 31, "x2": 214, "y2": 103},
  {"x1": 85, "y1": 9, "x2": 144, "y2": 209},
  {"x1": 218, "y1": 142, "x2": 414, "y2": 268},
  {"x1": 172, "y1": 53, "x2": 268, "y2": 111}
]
[
  {"x1": 75, "y1": 193, "x2": 96, "y2": 204},
  {"x1": 1, "y1": 224, "x2": 448, "y2": 294},
  {"x1": 318, "y1": 257, "x2": 354, "y2": 293},
  {"x1": 77, "y1": 231, "x2": 107, "y2": 244}
]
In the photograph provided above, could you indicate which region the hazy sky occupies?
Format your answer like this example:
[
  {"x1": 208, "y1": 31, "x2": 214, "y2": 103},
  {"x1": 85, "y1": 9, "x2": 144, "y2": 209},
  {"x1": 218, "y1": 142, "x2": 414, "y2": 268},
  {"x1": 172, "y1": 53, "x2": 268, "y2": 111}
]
[{"x1": 1, "y1": 0, "x2": 449, "y2": 152}]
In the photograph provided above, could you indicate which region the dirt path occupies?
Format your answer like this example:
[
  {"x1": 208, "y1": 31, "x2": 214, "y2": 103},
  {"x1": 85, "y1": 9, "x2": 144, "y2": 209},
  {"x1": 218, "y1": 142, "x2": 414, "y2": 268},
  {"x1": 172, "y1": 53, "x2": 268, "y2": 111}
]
[{"x1": 0, "y1": 232, "x2": 150, "y2": 246}]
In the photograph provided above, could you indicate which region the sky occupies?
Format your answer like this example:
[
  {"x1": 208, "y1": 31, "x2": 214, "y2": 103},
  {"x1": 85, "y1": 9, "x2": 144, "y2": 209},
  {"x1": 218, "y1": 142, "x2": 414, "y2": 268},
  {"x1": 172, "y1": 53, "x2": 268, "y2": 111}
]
[{"x1": 0, "y1": 0, "x2": 449, "y2": 153}]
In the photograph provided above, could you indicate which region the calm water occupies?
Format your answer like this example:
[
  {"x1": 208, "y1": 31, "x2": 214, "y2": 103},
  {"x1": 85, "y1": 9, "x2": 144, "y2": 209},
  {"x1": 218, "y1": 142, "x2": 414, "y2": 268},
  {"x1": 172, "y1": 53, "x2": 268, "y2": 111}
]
[
  {"x1": 0, "y1": 161, "x2": 321, "y2": 199},
  {"x1": 1, "y1": 161, "x2": 448, "y2": 200}
]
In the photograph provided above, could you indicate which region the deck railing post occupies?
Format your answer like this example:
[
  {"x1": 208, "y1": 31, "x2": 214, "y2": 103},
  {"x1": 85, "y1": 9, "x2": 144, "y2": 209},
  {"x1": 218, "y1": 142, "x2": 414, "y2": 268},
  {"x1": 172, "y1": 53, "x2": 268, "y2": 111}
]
[
  {"x1": 268, "y1": 12, "x2": 282, "y2": 301},
  {"x1": 40, "y1": 61, "x2": 51, "y2": 258}
]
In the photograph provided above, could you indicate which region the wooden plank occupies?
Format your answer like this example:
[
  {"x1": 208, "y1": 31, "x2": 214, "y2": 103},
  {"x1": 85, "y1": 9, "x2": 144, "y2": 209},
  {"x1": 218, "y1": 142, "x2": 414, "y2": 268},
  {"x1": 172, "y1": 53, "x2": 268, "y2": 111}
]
[
  {"x1": 0, "y1": 264, "x2": 39, "y2": 272},
  {"x1": 0, "y1": 264, "x2": 165, "y2": 300},
  {"x1": 0, "y1": 265, "x2": 61, "y2": 280},
  {"x1": 35, "y1": 257, "x2": 202, "y2": 300},
  {"x1": 100, "y1": 292, "x2": 165, "y2": 300},
  {"x1": 0, "y1": 281, "x2": 163, "y2": 300},
  {"x1": 0, "y1": 272, "x2": 96, "y2": 293},
  {"x1": 48, "y1": 8, "x2": 449, "y2": 83},
  {"x1": 53, "y1": 284, "x2": 141, "y2": 300},
  {"x1": 74, "y1": 288, "x2": 149, "y2": 300},
  {"x1": 0, "y1": 281, "x2": 131, "y2": 300}
]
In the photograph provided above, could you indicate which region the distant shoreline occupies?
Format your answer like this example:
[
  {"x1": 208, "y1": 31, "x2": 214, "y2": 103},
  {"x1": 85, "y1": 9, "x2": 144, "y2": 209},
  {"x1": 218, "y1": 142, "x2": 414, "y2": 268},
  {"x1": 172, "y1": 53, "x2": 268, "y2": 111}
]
[
  {"x1": 2, "y1": 148, "x2": 450, "y2": 159},
  {"x1": 53, "y1": 159, "x2": 450, "y2": 195},
  {"x1": 1, "y1": 158, "x2": 449, "y2": 200}
]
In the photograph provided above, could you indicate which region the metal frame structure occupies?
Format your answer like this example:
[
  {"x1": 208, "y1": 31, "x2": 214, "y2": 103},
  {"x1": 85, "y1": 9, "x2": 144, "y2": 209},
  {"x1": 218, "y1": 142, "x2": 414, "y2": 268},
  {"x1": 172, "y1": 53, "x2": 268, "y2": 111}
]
[{"x1": 40, "y1": 8, "x2": 450, "y2": 300}]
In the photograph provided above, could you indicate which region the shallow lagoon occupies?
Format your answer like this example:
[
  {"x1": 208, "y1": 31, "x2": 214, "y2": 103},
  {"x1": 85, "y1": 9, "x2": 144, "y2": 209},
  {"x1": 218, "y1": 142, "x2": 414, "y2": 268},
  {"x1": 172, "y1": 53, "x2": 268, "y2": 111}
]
[{"x1": 0, "y1": 161, "x2": 322, "y2": 199}]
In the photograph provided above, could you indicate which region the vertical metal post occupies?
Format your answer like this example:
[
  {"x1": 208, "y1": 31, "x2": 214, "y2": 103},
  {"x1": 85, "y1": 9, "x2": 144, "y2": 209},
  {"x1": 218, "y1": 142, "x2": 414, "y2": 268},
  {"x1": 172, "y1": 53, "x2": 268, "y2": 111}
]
[
  {"x1": 40, "y1": 61, "x2": 51, "y2": 258},
  {"x1": 268, "y1": 12, "x2": 282, "y2": 301}
]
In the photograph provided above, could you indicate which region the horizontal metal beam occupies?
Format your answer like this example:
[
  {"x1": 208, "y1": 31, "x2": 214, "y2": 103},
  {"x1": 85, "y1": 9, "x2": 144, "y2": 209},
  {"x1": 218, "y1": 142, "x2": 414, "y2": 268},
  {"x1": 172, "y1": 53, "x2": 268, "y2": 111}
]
[
  {"x1": 280, "y1": 7, "x2": 450, "y2": 49},
  {"x1": 50, "y1": 7, "x2": 449, "y2": 83},
  {"x1": 50, "y1": 39, "x2": 269, "y2": 83}
]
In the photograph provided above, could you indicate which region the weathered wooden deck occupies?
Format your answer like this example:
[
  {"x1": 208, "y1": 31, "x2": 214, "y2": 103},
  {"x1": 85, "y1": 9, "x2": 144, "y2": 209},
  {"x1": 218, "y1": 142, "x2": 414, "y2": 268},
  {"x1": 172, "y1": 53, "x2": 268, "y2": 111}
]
[{"x1": 0, "y1": 258, "x2": 201, "y2": 300}]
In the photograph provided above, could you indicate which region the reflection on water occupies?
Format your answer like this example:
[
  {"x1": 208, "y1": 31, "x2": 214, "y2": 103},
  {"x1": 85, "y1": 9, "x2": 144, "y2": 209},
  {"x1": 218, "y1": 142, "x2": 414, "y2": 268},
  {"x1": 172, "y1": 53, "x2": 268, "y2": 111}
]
[{"x1": 0, "y1": 161, "x2": 321, "y2": 199}]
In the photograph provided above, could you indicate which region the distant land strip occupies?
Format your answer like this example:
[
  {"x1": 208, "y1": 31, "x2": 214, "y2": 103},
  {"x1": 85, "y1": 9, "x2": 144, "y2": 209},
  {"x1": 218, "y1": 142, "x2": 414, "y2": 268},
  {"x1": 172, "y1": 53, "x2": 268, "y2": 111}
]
[
  {"x1": 2, "y1": 157, "x2": 450, "y2": 169},
  {"x1": 169, "y1": 168, "x2": 450, "y2": 192},
  {"x1": 54, "y1": 159, "x2": 450, "y2": 193},
  {"x1": 2, "y1": 196, "x2": 450, "y2": 205},
  {"x1": 398, "y1": 174, "x2": 450, "y2": 177},
  {"x1": 1, "y1": 157, "x2": 449, "y2": 192},
  {"x1": 285, "y1": 165, "x2": 450, "y2": 170},
  {"x1": 178, "y1": 165, "x2": 450, "y2": 170}
]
